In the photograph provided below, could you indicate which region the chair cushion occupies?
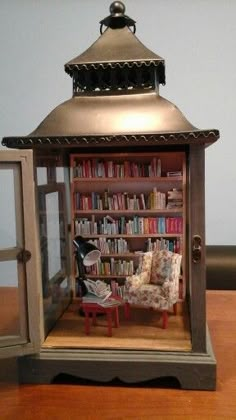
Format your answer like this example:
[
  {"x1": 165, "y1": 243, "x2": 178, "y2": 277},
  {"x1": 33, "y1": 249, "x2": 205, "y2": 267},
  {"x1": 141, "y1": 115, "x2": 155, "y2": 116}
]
[
  {"x1": 125, "y1": 282, "x2": 178, "y2": 310},
  {"x1": 150, "y1": 250, "x2": 181, "y2": 285},
  {"x1": 124, "y1": 250, "x2": 181, "y2": 310}
]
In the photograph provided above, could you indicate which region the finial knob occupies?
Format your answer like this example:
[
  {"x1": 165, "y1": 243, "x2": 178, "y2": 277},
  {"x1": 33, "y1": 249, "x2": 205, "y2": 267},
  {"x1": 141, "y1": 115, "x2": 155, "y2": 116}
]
[
  {"x1": 100, "y1": 2, "x2": 135, "y2": 34},
  {"x1": 110, "y1": 1, "x2": 126, "y2": 15}
]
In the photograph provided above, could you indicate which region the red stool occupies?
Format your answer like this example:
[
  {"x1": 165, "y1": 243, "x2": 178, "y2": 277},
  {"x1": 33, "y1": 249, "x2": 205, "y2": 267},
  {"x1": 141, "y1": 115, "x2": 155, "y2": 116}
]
[{"x1": 81, "y1": 302, "x2": 120, "y2": 337}]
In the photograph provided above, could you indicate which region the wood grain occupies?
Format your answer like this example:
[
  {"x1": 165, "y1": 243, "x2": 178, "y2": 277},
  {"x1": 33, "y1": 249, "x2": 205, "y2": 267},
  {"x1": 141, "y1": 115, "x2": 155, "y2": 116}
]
[
  {"x1": 0, "y1": 288, "x2": 19, "y2": 335},
  {"x1": 189, "y1": 145, "x2": 206, "y2": 353},
  {"x1": 0, "y1": 290, "x2": 236, "y2": 419},
  {"x1": 42, "y1": 300, "x2": 191, "y2": 352}
]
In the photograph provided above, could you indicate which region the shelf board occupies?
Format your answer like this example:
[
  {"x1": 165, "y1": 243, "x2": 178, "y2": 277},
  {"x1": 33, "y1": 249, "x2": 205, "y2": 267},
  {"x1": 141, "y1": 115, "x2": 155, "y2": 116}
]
[
  {"x1": 100, "y1": 253, "x2": 142, "y2": 258},
  {"x1": 87, "y1": 274, "x2": 183, "y2": 280},
  {"x1": 99, "y1": 253, "x2": 183, "y2": 259},
  {"x1": 86, "y1": 275, "x2": 127, "y2": 279},
  {"x1": 82, "y1": 234, "x2": 182, "y2": 238},
  {"x1": 72, "y1": 176, "x2": 182, "y2": 183},
  {"x1": 74, "y1": 209, "x2": 183, "y2": 216}
]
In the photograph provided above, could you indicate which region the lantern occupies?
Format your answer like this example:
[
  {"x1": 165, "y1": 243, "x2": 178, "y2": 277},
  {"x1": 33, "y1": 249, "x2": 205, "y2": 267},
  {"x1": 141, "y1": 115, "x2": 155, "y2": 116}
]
[{"x1": 0, "y1": 2, "x2": 219, "y2": 389}]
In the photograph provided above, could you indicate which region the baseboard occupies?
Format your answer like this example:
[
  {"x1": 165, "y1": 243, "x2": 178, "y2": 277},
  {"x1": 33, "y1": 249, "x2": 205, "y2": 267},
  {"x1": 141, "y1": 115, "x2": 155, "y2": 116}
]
[{"x1": 18, "y1": 325, "x2": 216, "y2": 390}]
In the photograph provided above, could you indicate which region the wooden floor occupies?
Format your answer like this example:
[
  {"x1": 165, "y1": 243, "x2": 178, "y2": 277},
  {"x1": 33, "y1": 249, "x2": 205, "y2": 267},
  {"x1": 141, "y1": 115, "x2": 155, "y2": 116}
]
[
  {"x1": 1, "y1": 291, "x2": 236, "y2": 419},
  {"x1": 43, "y1": 300, "x2": 191, "y2": 352}
]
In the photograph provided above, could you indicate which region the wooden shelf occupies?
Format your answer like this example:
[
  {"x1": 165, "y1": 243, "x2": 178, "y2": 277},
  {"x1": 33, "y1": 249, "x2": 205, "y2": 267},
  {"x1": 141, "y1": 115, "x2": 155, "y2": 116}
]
[
  {"x1": 86, "y1": 274, "x2": 184, "y2": 280},
  {"x1": 82, "y1": 234, "x2": 182, "y2": 239},
  {"x1": 72, "y1": 176, "x2": 182, "y2": 183},
  {"x1": 86, "y1": 275, "x2": 127, "y2": 279},
  {"x1": 100, "y1": 253, "x2": 143, "y2": 258},
  {"x1": 74, "y1": 209, "x2": 183, "y2": 216}
]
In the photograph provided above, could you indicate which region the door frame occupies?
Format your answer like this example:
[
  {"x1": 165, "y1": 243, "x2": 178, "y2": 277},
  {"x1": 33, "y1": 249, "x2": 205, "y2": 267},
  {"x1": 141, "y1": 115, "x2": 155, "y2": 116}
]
[{"x1": 0, "y1": 150, "x2": 43, "y2": 358}]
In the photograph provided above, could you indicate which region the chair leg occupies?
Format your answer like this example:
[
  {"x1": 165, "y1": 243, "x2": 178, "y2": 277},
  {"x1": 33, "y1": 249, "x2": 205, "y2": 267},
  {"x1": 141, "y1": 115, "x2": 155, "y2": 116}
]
[
  {"x1": 173, "y1": 302, "x2": 178, "y2": 315},
  {"x1": 124, "y1": 302, "x2": 131, "y2": 320},
  {"x1": 162, "y1": 310, "x2": 168, "y2": 329}
]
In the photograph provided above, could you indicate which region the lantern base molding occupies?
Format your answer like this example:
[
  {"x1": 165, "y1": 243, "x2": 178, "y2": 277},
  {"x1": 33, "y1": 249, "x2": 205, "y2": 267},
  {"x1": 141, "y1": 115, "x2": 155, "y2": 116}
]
[{"x1": 18, "y1": 325, "x2": 216, "y2": 390}]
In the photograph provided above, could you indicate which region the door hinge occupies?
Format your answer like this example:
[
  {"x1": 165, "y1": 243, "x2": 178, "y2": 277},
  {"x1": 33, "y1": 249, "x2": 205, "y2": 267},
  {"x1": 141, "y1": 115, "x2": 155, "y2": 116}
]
[{"x1": 192, "y1": 235, "x2": 202, "y2": 264}]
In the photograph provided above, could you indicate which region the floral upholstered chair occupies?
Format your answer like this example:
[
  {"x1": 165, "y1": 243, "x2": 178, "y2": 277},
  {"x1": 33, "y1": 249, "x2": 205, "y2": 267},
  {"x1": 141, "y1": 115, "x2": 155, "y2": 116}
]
[{"x1": 124, "y1": 250, "x2": 182, "y2": 328}]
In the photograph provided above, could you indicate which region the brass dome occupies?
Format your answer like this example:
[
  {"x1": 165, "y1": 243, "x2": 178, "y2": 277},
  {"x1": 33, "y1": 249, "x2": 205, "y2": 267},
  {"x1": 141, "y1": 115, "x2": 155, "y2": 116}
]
[
  {"x1": 28, "y1": 92, "x2": 196, "y2": 138},
  {"x1": 2, "y1": 2, "x2": 219, "y2": 149}
]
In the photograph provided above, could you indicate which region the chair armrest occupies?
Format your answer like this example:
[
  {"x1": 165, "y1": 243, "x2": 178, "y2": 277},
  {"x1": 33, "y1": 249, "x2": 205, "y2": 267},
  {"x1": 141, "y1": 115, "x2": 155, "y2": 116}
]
[
  {"x1": 159, "y1": 278, "x2": 179, "y2": 304},
  {"x1": 126, "y1": 271, "x2": 150, "y2": 289}
]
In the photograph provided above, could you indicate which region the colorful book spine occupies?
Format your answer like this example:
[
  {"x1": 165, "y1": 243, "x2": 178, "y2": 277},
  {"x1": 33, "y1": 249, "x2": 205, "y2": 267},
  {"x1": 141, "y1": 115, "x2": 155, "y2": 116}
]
[
  {"x1": 74, "y1": 189, "x2": 167, "y2": 211},
  {"x1": 86, "y1": 259, "x2": 135, "y2": 276},
  {"x1": 72, "y1": 158, "x2": 166, "y2": 179},
  {"x1": 75, "y1": 216, "x2": 183, "y2": 235}
]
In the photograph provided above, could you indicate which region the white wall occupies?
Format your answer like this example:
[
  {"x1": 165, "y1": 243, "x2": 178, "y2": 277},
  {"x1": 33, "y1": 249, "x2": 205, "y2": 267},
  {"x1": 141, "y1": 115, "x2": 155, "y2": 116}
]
[{"x1": 0, "y1": 0, "x2": 235, "y2": 245}]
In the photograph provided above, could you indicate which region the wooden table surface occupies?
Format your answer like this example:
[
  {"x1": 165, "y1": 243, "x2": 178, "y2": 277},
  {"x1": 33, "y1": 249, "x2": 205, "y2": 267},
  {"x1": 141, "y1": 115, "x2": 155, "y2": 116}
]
[{"x1": 0, "y1": 290, "x2": 235, "y2": 420}]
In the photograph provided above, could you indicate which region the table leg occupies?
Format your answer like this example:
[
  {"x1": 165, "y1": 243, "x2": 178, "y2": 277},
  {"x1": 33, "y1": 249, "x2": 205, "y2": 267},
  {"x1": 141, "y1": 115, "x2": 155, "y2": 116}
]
[
  {"x1": 92, "y1": 311, "x2": 97, "y2": 326},
  {"x1": 84, "y1": 311, "x2": 90, "y2": 335},
  {"x1": 106, "y1": 310, "x2": 112, "y2": 336},
  {"x1": 124, "y1": 302, "x2": 130, "y2": 320},
  {"x1": 114, "y1": 307, "x2": 119, "y2": 328}
]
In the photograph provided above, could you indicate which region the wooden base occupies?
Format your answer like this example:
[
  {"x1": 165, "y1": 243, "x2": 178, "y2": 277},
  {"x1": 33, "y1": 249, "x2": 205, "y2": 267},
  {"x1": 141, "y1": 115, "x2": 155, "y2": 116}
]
[{"x1": 18, "y1": 326, "x2": 216, "y2": 390}]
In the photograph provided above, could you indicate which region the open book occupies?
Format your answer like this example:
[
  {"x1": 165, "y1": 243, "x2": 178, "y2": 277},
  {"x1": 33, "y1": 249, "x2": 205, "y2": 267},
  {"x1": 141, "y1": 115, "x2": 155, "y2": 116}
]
[
  {"x1": 83, "y1": 279, "x2": 112, "y2": 301},
  {"x1": 82, "y1": 279, "x2": 121, "y2": 307}
]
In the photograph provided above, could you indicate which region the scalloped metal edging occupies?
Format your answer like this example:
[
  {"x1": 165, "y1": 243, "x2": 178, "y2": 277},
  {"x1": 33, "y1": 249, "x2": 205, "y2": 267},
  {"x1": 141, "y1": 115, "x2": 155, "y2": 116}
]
[{"x1": 2, "y1": 130, "x2": 220, "y2": 149}]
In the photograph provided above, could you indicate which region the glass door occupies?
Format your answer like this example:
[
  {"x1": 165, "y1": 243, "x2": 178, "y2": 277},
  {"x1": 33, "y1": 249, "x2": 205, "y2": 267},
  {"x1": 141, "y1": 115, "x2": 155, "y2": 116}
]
[
  {"x1": 0, "y1": 150, "x2": 42, "y2": 358},
  {"x1": 35, "y1": 153, "x2": 71, "y2": 334}
]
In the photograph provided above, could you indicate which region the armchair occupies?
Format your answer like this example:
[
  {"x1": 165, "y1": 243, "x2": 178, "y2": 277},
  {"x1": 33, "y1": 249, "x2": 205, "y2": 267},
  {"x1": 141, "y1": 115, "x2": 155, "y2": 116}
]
[{"x1": 124, "y1": 250, "x2": 182, "y2": 328}]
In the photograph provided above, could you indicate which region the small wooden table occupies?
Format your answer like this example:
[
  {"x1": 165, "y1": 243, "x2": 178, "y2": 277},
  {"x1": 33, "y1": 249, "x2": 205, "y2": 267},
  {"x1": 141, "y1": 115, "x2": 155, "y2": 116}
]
[{"x1": 81, "y1": 302, "x2": 120, "y2": 336}]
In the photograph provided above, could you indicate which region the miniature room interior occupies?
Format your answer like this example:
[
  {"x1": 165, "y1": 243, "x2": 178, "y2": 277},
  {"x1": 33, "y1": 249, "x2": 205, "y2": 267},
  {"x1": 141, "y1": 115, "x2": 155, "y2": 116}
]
[{"x1": 35, "y1": 149, "x2": 190, "y2": 352}]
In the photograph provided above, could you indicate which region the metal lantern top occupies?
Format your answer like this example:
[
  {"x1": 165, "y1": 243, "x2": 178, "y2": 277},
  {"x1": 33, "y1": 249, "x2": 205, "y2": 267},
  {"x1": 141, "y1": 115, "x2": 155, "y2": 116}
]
[{"x1": 2, "y1": 2, "x2": 219, "y2": 149}]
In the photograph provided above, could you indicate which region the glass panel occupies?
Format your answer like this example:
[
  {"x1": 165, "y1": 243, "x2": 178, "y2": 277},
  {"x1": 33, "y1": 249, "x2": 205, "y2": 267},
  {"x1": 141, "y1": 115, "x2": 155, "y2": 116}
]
[
  {"x1": 39, "y1": 188, "x2": 67, "y2": 292},
  {"x1": 0, "y1": 169, "x2": 17, "y2": 248},
  {"x1": 46, "y1": 192, "x2": 62, "y2": 280},
  {"x1": 56, "y1": 167, "x2": 65, "y2": 183},
  {"x1": 37, "y1": 167, "x2": 47, "y2": 186},
  {"x1": 35, "y1": 153, "x2": 71, "y2": 334},
  {"x1": 0, "y1": 260, "x2": 20, "y2": 337},
  {"x1": 51, "y1": 277, "x2": 70, "y2": 305}
]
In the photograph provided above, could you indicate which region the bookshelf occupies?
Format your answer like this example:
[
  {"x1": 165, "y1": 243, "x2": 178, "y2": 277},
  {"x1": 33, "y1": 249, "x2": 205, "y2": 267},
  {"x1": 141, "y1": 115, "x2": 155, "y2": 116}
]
[{"x1": 70, "y1": 151, "x2": 186, "y2": 299}]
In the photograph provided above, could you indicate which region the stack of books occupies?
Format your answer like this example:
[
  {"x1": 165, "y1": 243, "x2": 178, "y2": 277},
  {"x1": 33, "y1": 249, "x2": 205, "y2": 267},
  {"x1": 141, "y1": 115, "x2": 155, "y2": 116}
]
[{"x1": 167, "y1": 189, "x2": 183, "y2": 209}]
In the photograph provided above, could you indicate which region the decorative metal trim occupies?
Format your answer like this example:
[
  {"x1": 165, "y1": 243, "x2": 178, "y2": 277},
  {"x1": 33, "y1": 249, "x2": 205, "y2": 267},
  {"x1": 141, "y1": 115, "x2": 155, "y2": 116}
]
[
  {"x1": 66, "y1": 60, "x2": 164, "y2": 70},
  {"x1": 2, "y1": 130, "x2": 219, "y2": 149},
  {"x1": 65, "y1": 60, "x2": 165, "y2": 80},
  {"x1": 72, "y1": 62, "x2": 161, "y2": 92},
  {"x1": 100, "y1": 22, "x2": 136, "y2": 35}
]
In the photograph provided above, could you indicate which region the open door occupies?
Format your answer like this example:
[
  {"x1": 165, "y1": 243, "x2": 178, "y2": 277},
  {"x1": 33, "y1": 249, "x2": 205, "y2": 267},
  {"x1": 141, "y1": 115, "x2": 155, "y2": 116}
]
[{"x1": 0, "y1": 150, "x2": 43, "y2": 358}]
